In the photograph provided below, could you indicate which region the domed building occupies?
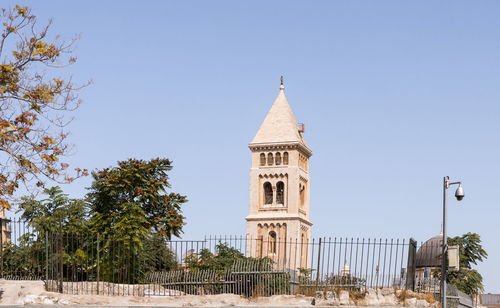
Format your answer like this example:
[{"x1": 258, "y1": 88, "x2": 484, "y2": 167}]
[{"x1": 415, "y1": 233, "x2": 443, "y2": 290}]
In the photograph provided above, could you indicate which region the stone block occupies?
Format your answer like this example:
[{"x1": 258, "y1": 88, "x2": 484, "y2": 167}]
[
  {"x1": 42, "y1": 296, "x2": 55, "y2": 305},
  {"x1": 325, "y1": 291, "x2": 337, "y2": 300},
  {"x1": 405, "y1": 297, "x2": 418, "y2": 307},
  {"x1": 381, "y1": 287, "x2": 395, "y2": 296},
  {"x1": 416, "y1": 299, "x2": 429, "y2": 307},
  {"x1": 22, "y1": 294, "x2": 38, "y2": 305},
  {"x1": 382, "y1": 293, "x2": 398, "y2": 305},
  {"x1": 339, "y1": 290, "x2": 350, "y2": 305},
  {"x1": 58, "y1": 299, "x2": 71, "y2": 305}
]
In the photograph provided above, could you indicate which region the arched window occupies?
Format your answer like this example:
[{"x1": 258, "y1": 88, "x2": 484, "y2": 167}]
[
  {"x1": 263, "y1": 182, "x2": 273, "y2": 204},
  {"x1": 267, "y1": 153, "x2": 273, "y2": 166},
  {"x1": 260, "y1": 153, "x2": 266, "y2": 166},
  {"x1": 275, "y1": 152, "x2": 281, "y2": 165},
  {"x1": 283, "y1": 152, "x2": 289, "y2": 165},
  {"x1": 269, "y1": 231, "x2": 277, "y2": 254},
  {"x1": 276, "y1": 181, "x2": 284, "y2": 205}
]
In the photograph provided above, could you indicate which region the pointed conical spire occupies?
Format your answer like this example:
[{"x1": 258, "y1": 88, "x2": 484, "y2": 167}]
[{"x1": 250, "y1": 77, "x2": 310, "y2": 152}]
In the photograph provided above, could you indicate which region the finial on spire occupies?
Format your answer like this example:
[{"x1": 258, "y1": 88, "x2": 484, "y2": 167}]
[
  {"x1": 440, "y1": 223, "x2": 443, "y2": 235},
  {"x1": 280, "y1": 75, "x2": 284, "y2": 90}
]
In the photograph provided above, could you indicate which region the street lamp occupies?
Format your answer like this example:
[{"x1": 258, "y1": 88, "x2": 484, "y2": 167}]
[{"x1": 442, "y1": 176, "x2": 464, "y2": 308}]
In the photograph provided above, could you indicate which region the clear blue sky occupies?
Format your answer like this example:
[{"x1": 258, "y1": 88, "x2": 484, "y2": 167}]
[{"x1": 3, "y1": 1, "x2": 500, "y2": 292}]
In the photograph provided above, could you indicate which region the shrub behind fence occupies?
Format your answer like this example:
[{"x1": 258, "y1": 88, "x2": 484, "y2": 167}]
[{"x1": 0, "y1": 219, "x2": 441, "y2": 296}]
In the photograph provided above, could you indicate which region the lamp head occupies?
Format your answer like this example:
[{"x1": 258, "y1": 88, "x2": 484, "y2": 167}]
[{"x1": 455, "y1": 184, "x2": 464, "y2": 201}]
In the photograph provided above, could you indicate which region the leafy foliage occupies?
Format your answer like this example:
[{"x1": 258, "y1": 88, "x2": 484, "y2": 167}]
[
  {"x1": 5, "y1": 186, "x2": 90, "y2": 281},
  {"x1": 0, "y1": 5, "x2": 90, "y2": 209},
  {"x1": 141, "y1": 233, "x2": 178, "y2": 273},
  {"x1": 87, "y1": 158, "x2": 187, "y2": 241},
  {"x1": 94, "y1": 232, "x2": 178, "y2": 284},
  {"x1": 297, "y1": 267, "x2": 314, "y2": 284},
  {"x1": 17, "y1": 186, "x2": 89, "y2": 235},
  {"x1": 186, "y1": 242, "x2": 245, "y2": 271},
  {"x1": 185, "y1": 242, "x2": 289, "y2": 296},
  {"x1": 434, "y1": 232, "x2": 487, "y2": 295},
  {"x1": 447, "y1": 233, "x2": 487, "y2": 295},
  {"x1": 1, "y1": 227, "x2": 179, "y2": 284},
  {"x1": 2, "y1": 156, "x2": 186, "y2": 285}
]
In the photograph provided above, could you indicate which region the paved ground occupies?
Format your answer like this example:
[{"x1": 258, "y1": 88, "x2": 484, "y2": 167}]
[{"x1": 0, "y1": 280, "x2": 434, "y2": 307}]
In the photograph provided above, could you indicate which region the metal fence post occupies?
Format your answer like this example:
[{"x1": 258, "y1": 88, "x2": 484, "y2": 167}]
[
  {"x1": 406, "y1": 238, "x2": 417, "y2": 291},
  {"x1": 97, "y1": 233, "x2": 100, "y2": 295},
  {"x1": 58, "y1": 226, "x2": 63, "y2": 293},
  {"x1": 315, "y1": 238, "x2": 322, "y2": 290},
  {"x1": 45, "y1": 233, "x2": 49, "y2": 280}
]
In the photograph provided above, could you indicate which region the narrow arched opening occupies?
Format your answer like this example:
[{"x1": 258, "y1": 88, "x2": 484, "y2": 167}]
[
  {"x1": 269, "y1": 231, "x2": 277, "y2": 254},
  {"x1": 300, "y1": 184, "x2": 305, "y2": 208},
  {"x1": 260, "y1": 153, "x2": 266, "y2": 166},
  {"x1": 283, "y1": 152, "x2": 289, "y2": 165},
  {"x1": 275, "y1": 152, "x2": 281, "y2": 165},
  {"x1": 276, "y1": 181, "x2": 284, "y2": 205},
  {"x1": 267, "y1": 153, "x2": 273, "y2": 166},
  {"x1": 263, "y1": 182, "x2": 273, "y2": 204}
]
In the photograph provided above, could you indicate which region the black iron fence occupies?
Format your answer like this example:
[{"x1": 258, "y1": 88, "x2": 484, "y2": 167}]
[
  {"x1": 0, "y1": 219, "x2": 442, "y2": 296},
  {"x1": 0, "y1": 218, "x2": 46, "y2": 280},
  {"x1": 304, "y1": 237, "x2": 410, "y2": 291}
]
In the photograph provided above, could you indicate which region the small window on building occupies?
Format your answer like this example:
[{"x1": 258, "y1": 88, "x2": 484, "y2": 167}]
[
  {"x1": 276, "y1": 181, "x2": 284, "y2": 205},
  {"x1": 260, "y1": 153, "x2": 266, "y2": 166},
  {"x1": 275, "y1": 152, "x2": 281, "y2": 165},
  {"x1": 264, "y1": 182, "x2": 273, "y2": 204},
  {"x1": 283, "y1": 152, "x2": 289, "y2": 165},
  {"x1": 267, "y1": 153, "x2": 273, "y2": 166},
  {"x1": 269, "y1": 231, "x2": 277, "y2": 254},
  {"x1": 300, "y1": 184, "x2": 305, "y2": 207}
]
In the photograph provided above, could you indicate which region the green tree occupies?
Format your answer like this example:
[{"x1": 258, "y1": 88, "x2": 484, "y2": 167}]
[
  {"x1": 185, "y1": 243, "x2": 289, "y2": 296},
  {"x1": 434, "y1": 232, "x2": 487, "y2": 295},
  {"x1": 17, "y1": 186, "x2": 89, "y2": 235},
  {"x1": 6, "y1": 186, "x2": 88, "y2": 280},
  {"x1": 87, "y1": 158, "x2": 187, "y2": 241},
  {"x1": 141, "y1": 233, "x2": 178, "y2": 272},
  {"x1": 0, "y1": 5, "x2": 89, "y2": 210}
]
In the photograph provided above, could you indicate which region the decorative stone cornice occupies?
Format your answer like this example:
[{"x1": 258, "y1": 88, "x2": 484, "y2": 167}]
[
  {"x1": 246, "y1": 214, "x2": 313, "y2": 227},
  {"x1": 248, "y1": 141, "x2": 312, "y2": 157},
  {"x1": 259, "y1": 173, "x2": 288, "y2": 179}
]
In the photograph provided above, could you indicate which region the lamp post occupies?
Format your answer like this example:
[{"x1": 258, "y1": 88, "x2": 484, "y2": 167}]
[{"x1": 442, "y1": 176, "x2": 464, "y2": 308}]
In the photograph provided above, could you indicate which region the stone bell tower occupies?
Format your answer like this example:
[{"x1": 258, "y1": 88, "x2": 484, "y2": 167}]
[{"x1": 246, "y1": 78, "x2": 312, "y2": 269}]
